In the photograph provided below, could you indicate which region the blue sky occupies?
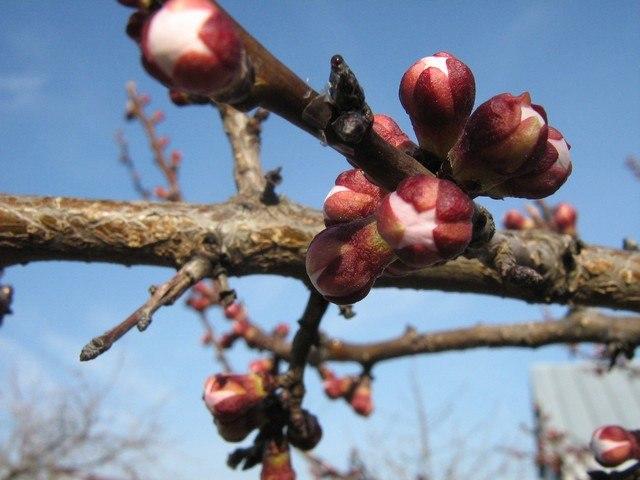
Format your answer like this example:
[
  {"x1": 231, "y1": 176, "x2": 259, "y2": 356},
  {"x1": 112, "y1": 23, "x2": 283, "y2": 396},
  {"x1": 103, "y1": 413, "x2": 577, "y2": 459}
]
[{"x1": 0, "y1": 1, "x2": 638, "y2": 478}]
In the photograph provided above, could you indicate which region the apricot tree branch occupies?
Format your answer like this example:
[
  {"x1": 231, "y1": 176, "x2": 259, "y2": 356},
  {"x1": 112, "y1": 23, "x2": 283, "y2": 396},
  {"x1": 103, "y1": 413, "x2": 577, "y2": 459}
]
[
  {"x1": 217, "y1": 103, "x2": 270, "y2": 198},
  {"x1": 1, "y1": 194, "x2": 638, "y2": 312},
  {"x1": 79, "y1": 256, "x2": 212, "y2": 361}
]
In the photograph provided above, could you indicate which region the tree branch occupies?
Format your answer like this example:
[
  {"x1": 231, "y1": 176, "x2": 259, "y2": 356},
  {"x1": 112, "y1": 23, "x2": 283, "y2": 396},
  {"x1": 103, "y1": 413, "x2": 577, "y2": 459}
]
[{"x1": 1, "y1": 194, "x2": 638, "y2": 312}]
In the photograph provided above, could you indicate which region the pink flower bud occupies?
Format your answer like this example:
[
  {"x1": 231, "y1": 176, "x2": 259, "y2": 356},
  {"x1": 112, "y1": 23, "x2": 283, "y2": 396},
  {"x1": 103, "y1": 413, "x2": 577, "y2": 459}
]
[
  {"x1": 487, "y1": 127, "x2": 572, "y2": 199},
  {"x1": 171, "y1": 149, "x2": 183, "y2": 167},
  {"x1": 187, "y1": 295, "x2": 210, "y2": 312},
  {"x1": 224, "y1": 302, "x2": 243, "y2": 320},
  {"x1": 376, "y1": 175, "x2": 474, "y2": 268},
  {"x1": 273, "y1": 323, "x2": 290, "y2": 338},
  {"x1": 322, "y1": 375, "x2": 353, "y2": 399},
  {"x1": 261, "y1": 440, "x2": 296, "y2": 480},
  {"x1": 502, "y1": 209, "x2": 533, "y2": 230},
  {"x1": 323, "y1": 169, "x2": 386, "y2": 226},
  {"x1": 156, "y1": 135, "x2": 170, "y2": 149},
  {"x1": 448, "y1": 92, "x2": 548, "y2": 195},
  {"x1": 151, "y1": 110, "x2": 165, "y2": 123},
  {"x1": 141, "y1": 0, "x2": 248, "y2": 97},
  {"x1": 349, "y1": 381, "x2": 373, "y2": 417},
  {"x1": 399, "y1": 52, "x2": 475, "y2": 158},
  {"x1": 154, "y1": 185, "x2": 169, "y2": 198},
  {"x1": 372, "y1": 114, "x2": 418, "y2": 154},
  {"x1": 590, "y1": 426, "x2": 640, "y2": 467},
  {"x1": 287, "y1": 410, "x2": 323, "y2": 451},
  {"x1": 249, "y1": 358, "x2": 273, "y2": 374},
  {"x1": 203, "y1": 373, "x2": 270, "y2": 442},
  {"x1": 193, "y1": 280, "x2": 212, "y2": 296},
  {"x1": 552, "y1": 202, "x2": 577, "y2": 235},
  {"x1": 306, "y1": 217, "x2": 396, "y2": 304}
]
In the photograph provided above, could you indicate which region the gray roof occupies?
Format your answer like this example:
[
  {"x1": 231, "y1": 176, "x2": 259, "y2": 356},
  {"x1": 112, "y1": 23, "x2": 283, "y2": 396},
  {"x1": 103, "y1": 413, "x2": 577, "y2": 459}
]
[{"x1": 531, "y1": 362, "x2": 640, "y2": 445}]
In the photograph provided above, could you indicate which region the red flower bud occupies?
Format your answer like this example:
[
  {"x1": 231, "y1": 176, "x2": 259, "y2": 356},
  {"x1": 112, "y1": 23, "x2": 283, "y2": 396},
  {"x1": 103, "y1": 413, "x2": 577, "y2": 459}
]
[
  {"x1": 383, "y1": 259, "x2": 421, "y2": 277},
  {"x1": 203, "y1": 373, "x2": 270, "y2": 442},
  {"x1": 171, "y1": 149, "x2": 183, "y2": 167},
  {"x1": 152, "y1": 110, "x2": 165, "y2": 123},
  {"x1": 590, "y1": 426, "x2": 640, "y2": 467},
  {"x1": 306, "y1": 217, "x2": 396, "y2": 304},
  {"x1": 141, "y1": 0, "x2": 249, "y2": 98},
  {"x1": 261, "y1": 440, "x2": 296, "y2": 480},
  {"x1": 273, "y1": 323, "x2": 290, "y2": 338},
  {"x1": 349, "y1": 380, "x2": 373, "y2": 417},
  {"x1": 376, "y1": 175, "x2": 474, "y2": 268},
  {"x1": 193, "y1": 280, "x2": 212, "y2": 296},
  {"x1": 249, "y1": 358, "x2": 273, "y2": 374},
  {"x1": 224, "y1": 302, "x2": 244, "y2": 320},
  {"x1": 487, "y1": 127, "x2": 572, "y2": 199},
  {"x1": 399, "y1": 52, "x2": 475, "y2": 158},
  {"x1": 154, "y1": 186, "x2": 169, "y2": 199},
  {"x1": 372, "y1": 114, "x2": 418, "y2": 154},
  {"x1": 323, "y1": 169, "x2": 386, "y2": 226},
  {"x1": 322, "y1": 375, "x2": 353, "y2": 399},
  {"x1": 502, "y1": 209, "x2": 534, "y2": 231},
  {"x1": 448, "y1": 92, "x2": 548, "y2": 195},
  {"x1": 287, "y1": 410, "x2": 323, "y2": 451},
  {"x1": 552, "y1": 202, "x2": 577, "y2": 235}
]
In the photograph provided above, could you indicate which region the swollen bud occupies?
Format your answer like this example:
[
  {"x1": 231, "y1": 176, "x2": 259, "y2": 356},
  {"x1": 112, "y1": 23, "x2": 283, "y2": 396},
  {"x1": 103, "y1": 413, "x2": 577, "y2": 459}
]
[
  {"x1": 487, "y1": 127, "x2": 572, "y2": 199},
  {"x1": 323, "y1": 169, "x2": 386, "y2": 226},
  {"x1": 502, "y1": 209, "x2": 534, "y2": 231},
  {"x1": 141, "y1": 0, "x2": 250, "y2": 99},
  {"x1": 553, "y1": 202, "x2": 577, "y2": 235},
  {"x1": 306, "y1": 217, "x2": 396, "y2": 304},
  {"x1": 376, "y1": 175, "x2": 474, "y2": 268},
  {"x1": 203, "y1": 373, "x2": 270, "y2": 442},
  {"x1": 399, "y1": 52, "x2": 475, "y2": 159},
  {"x1": 590, "y1": 425, "x2": 640, "y2": 467},
  {"x1": 372, "y1": 114, "x2": 418, "y2": 155},
  {"x1": 261, "y1": 440, "x2": 296, "y2": 480},
  {"x1": 448, "y1": 92, "x2": 548, "y2": 195},
  {"x1": 348, "y1": 379, "x2": 373, "y2": 417}
]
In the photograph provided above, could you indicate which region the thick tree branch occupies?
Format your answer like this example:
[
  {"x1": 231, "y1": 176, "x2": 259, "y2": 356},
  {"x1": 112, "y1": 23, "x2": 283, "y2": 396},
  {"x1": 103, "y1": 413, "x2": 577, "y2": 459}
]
[{"x1": 0, "y1": 194, "x2": 639, "y2": 311}]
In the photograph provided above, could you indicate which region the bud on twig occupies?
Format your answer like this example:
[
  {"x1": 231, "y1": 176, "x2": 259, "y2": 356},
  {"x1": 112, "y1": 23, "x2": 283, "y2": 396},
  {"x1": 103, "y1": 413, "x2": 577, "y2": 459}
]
[
  {"x1": 203, "y1": 373, "x2": 271, "y2": 442},
  {"x1": 348, "y1": 377, "x2": 373, "y2": 417},
  {"x1": 261, "y1": 439, "x2": 296, "y2": 480},
  {"x1": 141, "y1": 0, "x2": 251, "y2": 99},
  {"x1": 323, "y1": 169, "x2": 385, "y2": 226},
  {"x1": 552, "y1": 202, "x2": 577, "y2": 235},
  {"x1": 399, "y1": 52, "x2": 475, "y2": 158},
  {"x1": 376, "y1": 175, "x2": 474, "y2": 268},
  {"x1": 306, "y1": 217, "x2": 396, "y2": 304},
  {"x1": 448, "y1": 92, "x2": 548, "y2": 196},
  {"x1": 503, "y1": 209, "x2": 534, "y2": 230},
  {"x1": 590, "y1": 425, "x2": 640, "y2": 467},
  {"x1": 372, "y1": 114, "x2": 418, "y2": 155}
]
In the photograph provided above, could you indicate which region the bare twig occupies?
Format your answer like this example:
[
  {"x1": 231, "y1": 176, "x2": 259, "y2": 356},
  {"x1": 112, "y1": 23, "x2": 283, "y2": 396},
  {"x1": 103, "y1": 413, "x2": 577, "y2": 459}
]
[
  {"x1": 115, "y1": 129, "x2": 151, "y2": 200},
  {"x1": 80, "y1": 256, "x2": 212, "y2": 361},
  {"x1": 125, "y1": 81, "x2": 183, "y2": 201}
]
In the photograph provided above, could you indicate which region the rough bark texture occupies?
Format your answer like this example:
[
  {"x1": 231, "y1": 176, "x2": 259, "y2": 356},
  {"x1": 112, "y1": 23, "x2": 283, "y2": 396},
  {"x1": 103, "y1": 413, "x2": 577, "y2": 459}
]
[{"x1": 1, "y1": 194, "x2": 638, "y2": 312}]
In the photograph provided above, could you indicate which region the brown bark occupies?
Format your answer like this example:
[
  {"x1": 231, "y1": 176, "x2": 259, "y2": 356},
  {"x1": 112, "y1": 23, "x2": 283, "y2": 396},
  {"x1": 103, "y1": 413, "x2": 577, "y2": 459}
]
[{"x1": 0, "y1": 194, "x2": 638, "y2": 312}]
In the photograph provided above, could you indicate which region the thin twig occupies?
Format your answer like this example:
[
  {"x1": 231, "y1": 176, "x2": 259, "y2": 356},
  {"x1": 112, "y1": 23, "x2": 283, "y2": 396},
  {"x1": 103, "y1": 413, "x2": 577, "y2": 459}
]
[
  {"x1": 114, "y1": 129, "x2": 151, "y2": 200},
  {"x1": 80, "y1": 257, "x2": 212, "y2": 361}
]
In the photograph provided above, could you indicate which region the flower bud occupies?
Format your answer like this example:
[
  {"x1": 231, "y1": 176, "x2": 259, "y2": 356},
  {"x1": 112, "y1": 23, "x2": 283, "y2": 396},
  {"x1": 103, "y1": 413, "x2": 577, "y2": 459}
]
[
  {"x1": 399, "y1": 52, "x2": 475, "y2": 158},
  {"x1": 203, "y1": 373, "x2": 270, "y2": 442},
  {"x1": 590, "y1": 426, "x2": 640, "y2": 467},
  {"x1": 382, "y1": 259, "x2": 421, "y2": 277},
  {"x1": 187, "y1": 295, "x2": 210, "y2": 312},
  {"x1": 552, "y1": 202, "x2": 577, "y2": 235},
  {"x1": 141, "y1": 0, "x2": 249, "y2": 98},
  {"x1": 261, "y1": 440, "x2": 296, "y2": 480},
  {"x1": 487, "y1": 127, "x2": 572, "y2": 199},
  {"x1": 322, "y1": 375, "x2": 353, "y2": 399},
  {"x1": 323, "y1": 169, "x2": 386, "y2": 226},
  {"x1": 349, "y1": 380, "x2": 373, "y2": 417},
  {"x1": 249, "y1": 358, "x2": 273, "y2": 374},
  {"x1": 376, "y1": 175, "x2": 474, "y2": 268},
  {"x1": 372, "y1": 114, "x2": 418, "y2": 155},
  {"x1": 306, "y1": 217, "x2": 396, "y2": 304},
  {"x1": 273, "y1": 323, "x2": 290, "y2": 338},
  {"x1": 503, "y1": 209, "x2": 534, "y2": 230},
  {"x1": 224, "y1": 302, "x2": 244, "y2": 320},
  {"x1": 448, "y1": 92, "x2": 548, "y2": 194},
  {"x1": 287, "y1": 410, "x2": 323, "y2": 451}
]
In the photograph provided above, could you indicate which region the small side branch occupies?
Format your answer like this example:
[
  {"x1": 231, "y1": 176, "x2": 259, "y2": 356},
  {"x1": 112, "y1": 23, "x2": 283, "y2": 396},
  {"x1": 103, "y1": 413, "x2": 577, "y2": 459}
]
[{"x1": 80, "y1": 257, "x2": 212, "y2": 361}]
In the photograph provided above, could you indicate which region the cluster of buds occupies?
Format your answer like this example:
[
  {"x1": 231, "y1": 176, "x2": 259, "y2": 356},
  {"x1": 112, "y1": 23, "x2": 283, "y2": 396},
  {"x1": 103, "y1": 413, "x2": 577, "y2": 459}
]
[
  {"x1": 320, "y1": 369, "x2": 374, "y2": 417},
  {"x1": 186, "y1": 280, "x2": 218, "y2": 312},
  {"x1": 398, "y1": 52, "x2": 571, "y2": 199},
  {"x1": 307, "y1": 168, "x2": 474, "y2": 303},
  {"x1": 126, "y1": 0, "x2": 252, "y2": 102},
  {"x1": 590, "y1": 425, "x2": 640, "y2": 467},
  {"x1": 502, "y1": 201, "x2": 577, "y2": 235},
  {"x1": 203, "y1": 372, "x2": 273, "y2": 442}
]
